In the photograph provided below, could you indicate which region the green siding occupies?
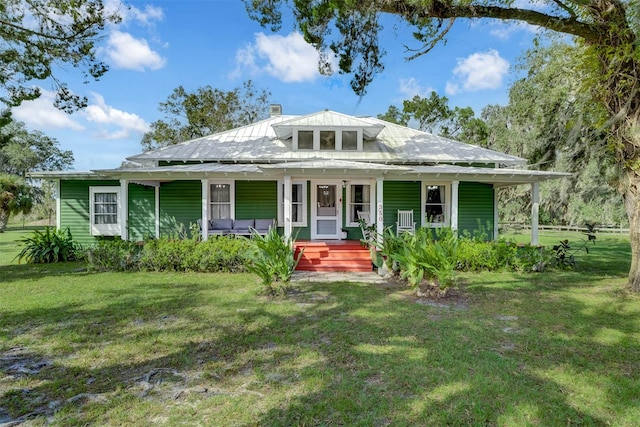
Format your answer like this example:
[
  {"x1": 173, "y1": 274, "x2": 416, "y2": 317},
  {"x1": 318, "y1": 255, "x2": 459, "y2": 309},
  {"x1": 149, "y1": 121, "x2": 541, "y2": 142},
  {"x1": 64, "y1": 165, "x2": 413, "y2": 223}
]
[
  {"x1": 128, "y1": 183, "x2": 155, "y2": 241},
  {"x1": 383, "y1": 181, "x2": 421, "y2": 230},
  {"x1": 458, "y1": 182, "x2": 494, "y2": 238},
  {"x1": 59, "y1": 180, "x2": 119, "y2": 245},
  {"x1": 235, "y1": 181, "x2": 278, "y2": 220},
  {"x1": 159, "y1": 181, "x2": 201, "y2": 237}
]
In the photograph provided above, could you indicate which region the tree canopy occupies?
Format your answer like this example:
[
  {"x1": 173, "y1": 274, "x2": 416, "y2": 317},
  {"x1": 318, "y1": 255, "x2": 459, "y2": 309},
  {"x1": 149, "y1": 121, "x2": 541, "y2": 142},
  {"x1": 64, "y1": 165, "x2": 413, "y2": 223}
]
[
  {"x1": 0, "y1": 119, "x2": 74, "y2": 177},
  {"x1": 0, "y1": 0, "x2": 120, "y2": 111},
  {"x1": 141, "y1": 81, "x2": 271, "y2": 150},
  {"x1": 379, "y1": 92, "x2": 487, "y2": 144},
  {"x1": 244, "y1": 0, "x2": 640, "y2": 291},
  {"x1": 0, "y1": 173, "x2": 32, "y2": 232}
]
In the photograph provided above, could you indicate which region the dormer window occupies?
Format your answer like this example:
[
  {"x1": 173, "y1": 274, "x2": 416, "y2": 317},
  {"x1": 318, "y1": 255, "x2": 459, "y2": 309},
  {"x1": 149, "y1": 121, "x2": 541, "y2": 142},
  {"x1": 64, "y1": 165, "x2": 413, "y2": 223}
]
[
  {"x1": 298, "y1": 130, "x2": 313, "y2": 149},
  {"x1": 272, "y1": 110, "x2": 385, "y2": 152},
  {"x1": 293, "y1": 129, "x2": 363, "y2": 151},
  {"x1": 342, "y1": 130, "x2": 357, "y2": 150},
  {"x1": 320, "y1": 131, "x2": 335, "y2": 150}
]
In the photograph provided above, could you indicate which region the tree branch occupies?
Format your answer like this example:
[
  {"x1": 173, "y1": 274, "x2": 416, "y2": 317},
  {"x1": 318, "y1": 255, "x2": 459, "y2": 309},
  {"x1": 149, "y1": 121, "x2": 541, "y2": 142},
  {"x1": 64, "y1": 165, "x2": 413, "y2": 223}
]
[{"x1": 379, "y1": 1, "x2": 602, "y2": 42}]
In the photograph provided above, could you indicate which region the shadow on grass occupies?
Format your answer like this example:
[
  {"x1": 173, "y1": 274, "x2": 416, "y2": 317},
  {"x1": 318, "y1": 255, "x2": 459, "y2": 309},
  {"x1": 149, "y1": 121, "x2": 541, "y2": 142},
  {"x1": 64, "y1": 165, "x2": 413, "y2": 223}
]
[{"x1": 2, "y1": 270, "x2": 639, "y2": 425}]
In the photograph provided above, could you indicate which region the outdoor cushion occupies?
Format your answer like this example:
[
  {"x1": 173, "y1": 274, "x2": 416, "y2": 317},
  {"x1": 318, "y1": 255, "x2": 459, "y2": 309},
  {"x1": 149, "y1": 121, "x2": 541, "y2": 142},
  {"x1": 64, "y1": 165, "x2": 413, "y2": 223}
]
[
  {"x1": 232, "y1": 219, "x2": 254, "y2": 231},
  {"x1": 254, "y1": 219, "x2": 275, "y2": 232},
  {"x1": 210, "y1": 218, "x2": 233, "y2": 231}
]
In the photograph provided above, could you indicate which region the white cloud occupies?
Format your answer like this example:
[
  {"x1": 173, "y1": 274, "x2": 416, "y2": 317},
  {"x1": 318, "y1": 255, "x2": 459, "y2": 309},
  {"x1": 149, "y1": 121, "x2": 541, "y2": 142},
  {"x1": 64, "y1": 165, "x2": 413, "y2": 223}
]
[
  {"x1": 232, "y1": 32, "x2": 335, "y2": 82},
  {"x1": 12, "y1": 89, "x2": 84, "y2": 131},
  {"x1": 398, "y1": 77, "x2": 434, "y2": 99},
  {"x1": 489, "y1": 21, "x2": 540, "y2": 39},
  {"x1": 105, "y1": 0, "x2": 164, "y2": 27},
  {"x1": 82, "y1": 93, "x2": 150, "y2": 139},
  {"x1": 104, "y1": 30, "x2": 166, "y2": 71},
  {"x1": 446, "y1": 50, "x2": 509, "y2": 95}
]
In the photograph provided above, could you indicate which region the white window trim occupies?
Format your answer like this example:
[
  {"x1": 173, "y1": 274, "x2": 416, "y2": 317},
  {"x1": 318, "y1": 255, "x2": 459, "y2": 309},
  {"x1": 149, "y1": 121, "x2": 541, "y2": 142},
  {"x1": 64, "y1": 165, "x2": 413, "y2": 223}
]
[
  {"x1": 345, "y1": 181, "x2": 375, "y2": 227},
  {"x1": 209, "y1": 180, "x2": 235, "y2": 219},
  {"x1": 293, "y1": 127, "x2": 363, "y2": 152},
  {"x1": 89, "y1": 186, "x2": 122, "y2": 236},
  {"x1": 277, "y1": 179, "x2": 307, "y2": 227},
  {"x1": 421, "y1": 181, "x2": 450, "y2": 228}
]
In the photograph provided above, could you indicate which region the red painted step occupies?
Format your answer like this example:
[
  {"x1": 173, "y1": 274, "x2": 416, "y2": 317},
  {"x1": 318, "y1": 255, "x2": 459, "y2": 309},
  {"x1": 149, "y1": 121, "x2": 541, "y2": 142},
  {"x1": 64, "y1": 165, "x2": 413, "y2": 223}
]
[{"x1": 294, "y1": 240, "x2": 373, "y2": 272}]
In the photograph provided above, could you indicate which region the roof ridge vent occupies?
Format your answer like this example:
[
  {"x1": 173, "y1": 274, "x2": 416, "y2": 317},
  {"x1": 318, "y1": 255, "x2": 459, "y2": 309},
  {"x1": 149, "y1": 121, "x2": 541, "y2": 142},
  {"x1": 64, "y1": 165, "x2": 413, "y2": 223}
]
[{"x1": 269, "y1": 104, "x2": 282, "y2": 117}]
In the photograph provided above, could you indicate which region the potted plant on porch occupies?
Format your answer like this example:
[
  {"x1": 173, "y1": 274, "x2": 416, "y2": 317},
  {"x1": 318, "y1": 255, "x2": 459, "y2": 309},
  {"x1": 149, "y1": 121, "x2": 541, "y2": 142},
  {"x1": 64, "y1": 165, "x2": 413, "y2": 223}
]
[{"x1": 340, "y1": 228, "x2": 348, "y2": 239}]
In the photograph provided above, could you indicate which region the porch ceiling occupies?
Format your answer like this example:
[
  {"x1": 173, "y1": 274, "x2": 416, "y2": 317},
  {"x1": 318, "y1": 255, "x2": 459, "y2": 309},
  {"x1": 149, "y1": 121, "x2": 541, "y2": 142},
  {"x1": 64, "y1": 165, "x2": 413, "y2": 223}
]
[{"x1": 257, "y1": 159, "x2": 411, "y2": 176}]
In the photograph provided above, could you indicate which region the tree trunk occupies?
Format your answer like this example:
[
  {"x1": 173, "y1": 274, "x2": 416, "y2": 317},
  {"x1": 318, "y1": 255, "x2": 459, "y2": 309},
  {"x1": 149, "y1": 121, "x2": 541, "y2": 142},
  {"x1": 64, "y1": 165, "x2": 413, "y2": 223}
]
[
  {"x1": 0, "y1": 209, "x2": 8, "y2": 232},
  {"x1": 624, "y1": 168, "x2": 640, "y2": 291}
]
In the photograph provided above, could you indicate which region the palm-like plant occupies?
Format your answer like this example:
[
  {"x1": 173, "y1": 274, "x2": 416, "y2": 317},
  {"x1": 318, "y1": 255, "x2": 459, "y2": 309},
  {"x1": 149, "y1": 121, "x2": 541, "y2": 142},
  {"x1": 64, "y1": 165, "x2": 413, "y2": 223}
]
[{"x1": 0, "y1": 173, "x2": 33, "y2": 232}]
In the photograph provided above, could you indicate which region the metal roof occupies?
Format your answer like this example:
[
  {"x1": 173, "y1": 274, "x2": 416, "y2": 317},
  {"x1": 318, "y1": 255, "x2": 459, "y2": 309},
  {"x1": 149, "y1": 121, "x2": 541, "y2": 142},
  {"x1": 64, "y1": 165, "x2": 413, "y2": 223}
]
[
  {"x1": 406, "y1": 165, "x2": 571, "y2": 186},
  {"x1": 127, "y1": 110, "x2": 526, "y2": 165},
  {"x1": 272, "y1": 110, "x2": 385, "y2": 139}
]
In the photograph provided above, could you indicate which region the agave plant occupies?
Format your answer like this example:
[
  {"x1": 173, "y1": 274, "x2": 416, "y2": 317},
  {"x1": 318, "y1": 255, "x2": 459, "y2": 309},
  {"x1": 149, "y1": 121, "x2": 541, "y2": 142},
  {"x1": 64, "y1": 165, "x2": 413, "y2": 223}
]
[
  {"x1": 245, "y1": 227, "x2": 302, "y2": 295},
  {"x1": 16, "y1": 227, "x2": 82, "y2": 264}
]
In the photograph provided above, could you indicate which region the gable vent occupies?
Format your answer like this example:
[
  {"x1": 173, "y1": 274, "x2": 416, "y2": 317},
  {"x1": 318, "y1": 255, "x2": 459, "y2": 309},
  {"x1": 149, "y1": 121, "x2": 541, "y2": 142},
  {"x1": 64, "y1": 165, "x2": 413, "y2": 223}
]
[{"x1": 269, "y1": 104, "x2": 282, "y2": 117}]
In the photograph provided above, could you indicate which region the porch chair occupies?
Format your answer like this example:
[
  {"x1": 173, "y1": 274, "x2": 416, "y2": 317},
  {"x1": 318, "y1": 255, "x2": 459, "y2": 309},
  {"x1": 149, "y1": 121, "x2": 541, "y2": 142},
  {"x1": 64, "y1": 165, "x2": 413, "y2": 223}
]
[
  {"x1": 396, "y1": 209, "x2": 416, "y2": 235},
  {"x1": 357, "y1": 211, "x2": 370, "y2": 223},
  {"x1": 357, "y1": 211, "x2": 372, "y2": 242}
]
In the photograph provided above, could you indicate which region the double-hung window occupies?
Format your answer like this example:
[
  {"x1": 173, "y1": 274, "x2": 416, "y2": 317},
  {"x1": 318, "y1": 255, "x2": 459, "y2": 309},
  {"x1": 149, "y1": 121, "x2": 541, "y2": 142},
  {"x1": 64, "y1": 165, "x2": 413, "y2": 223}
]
[
  {"x1": 424, "y1": 184, "x2": 447, "y2": 226},
  {"x1": 210, "y1": 182, "x2": 234, "y2": 219},
  {"x1": 347, "y1": 183, "x2": 371, "y2": 226},
  {"x1": 278, "y1": 180, "x2": 307, "y2": 226},
  {"x1": 89, "y1": 186, "x2": 121, "y2": 236}
]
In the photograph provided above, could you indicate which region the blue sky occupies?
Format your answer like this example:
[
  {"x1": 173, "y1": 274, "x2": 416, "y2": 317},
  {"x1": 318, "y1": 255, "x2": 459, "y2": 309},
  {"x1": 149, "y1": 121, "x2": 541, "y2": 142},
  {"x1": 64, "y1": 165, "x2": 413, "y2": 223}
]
[{"x1": 12, "y1": 0, "x2": 541, "y2": 171}]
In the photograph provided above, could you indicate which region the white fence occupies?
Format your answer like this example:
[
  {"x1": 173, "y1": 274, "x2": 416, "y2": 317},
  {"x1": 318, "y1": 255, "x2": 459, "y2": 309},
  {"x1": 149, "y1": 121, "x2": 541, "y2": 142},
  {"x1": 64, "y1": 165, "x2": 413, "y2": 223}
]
[{"x1": 499, "y1": 223, "x2": 629, "y2": 234}]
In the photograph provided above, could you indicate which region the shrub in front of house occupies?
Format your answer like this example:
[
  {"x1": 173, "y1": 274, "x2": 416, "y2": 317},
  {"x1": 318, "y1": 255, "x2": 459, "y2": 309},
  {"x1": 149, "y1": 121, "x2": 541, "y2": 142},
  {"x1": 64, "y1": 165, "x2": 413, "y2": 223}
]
[
  {"x1": 456, "y1": 238, "x2": 550, "y2": 272},
  {"x1": 87, "y1": 238, "x2": 142, "y2": 271},
  {"x1": 86, "y1": 235, "x2": 253, "y2": 273}
]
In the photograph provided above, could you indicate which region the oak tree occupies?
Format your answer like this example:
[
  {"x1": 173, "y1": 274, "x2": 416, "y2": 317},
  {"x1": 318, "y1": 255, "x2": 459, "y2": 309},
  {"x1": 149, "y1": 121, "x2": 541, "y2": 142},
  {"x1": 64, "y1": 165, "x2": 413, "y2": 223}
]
[
  {"x1": 141, "y1": 80, "x2": 271, "y2": 150},
  {"x1": 0, "y1": 0, "x2": 120, "y2": 111}
]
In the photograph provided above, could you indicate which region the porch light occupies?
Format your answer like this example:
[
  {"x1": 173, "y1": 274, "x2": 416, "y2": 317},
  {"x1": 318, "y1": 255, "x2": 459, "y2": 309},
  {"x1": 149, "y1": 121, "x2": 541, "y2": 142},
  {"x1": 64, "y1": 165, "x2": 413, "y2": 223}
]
[{"x1": 342, "y1": 180, "x2": 347, "y2": 188}]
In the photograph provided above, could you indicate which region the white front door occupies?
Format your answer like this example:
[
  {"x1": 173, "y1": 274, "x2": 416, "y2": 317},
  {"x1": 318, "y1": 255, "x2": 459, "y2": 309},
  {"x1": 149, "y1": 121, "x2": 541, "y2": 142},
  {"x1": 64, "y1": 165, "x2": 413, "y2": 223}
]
[{"x1": 312, "y1": 182, "x2": 340, "y2": 239}]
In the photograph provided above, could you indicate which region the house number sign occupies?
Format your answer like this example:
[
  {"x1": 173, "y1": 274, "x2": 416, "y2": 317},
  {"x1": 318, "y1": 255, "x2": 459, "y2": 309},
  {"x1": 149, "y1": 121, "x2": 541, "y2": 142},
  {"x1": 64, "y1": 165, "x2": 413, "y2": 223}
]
[{"x1": 377, "y1": 202, "x2": 383, "y2": 223}]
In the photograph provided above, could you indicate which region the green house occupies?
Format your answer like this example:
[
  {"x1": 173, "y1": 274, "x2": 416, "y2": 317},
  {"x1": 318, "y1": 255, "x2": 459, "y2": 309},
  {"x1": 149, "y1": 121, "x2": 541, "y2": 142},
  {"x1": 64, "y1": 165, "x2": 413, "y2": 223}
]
[{"x1": 31, "y1": 108, "x2": 567, "y2": 245}]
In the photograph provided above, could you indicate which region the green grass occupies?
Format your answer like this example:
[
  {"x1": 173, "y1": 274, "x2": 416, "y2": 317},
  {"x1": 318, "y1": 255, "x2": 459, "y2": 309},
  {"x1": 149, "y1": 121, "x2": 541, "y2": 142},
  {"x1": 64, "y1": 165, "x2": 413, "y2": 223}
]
[{"x1": 1, "y1": 228, "x2": 639, "y2": 426}]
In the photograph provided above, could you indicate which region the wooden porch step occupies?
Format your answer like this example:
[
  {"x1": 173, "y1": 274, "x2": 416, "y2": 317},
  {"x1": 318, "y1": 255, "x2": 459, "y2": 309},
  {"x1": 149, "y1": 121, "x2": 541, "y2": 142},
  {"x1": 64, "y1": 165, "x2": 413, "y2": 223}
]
[{"x1": 294, "y1": 240, "x2": 373, "y2": 272}]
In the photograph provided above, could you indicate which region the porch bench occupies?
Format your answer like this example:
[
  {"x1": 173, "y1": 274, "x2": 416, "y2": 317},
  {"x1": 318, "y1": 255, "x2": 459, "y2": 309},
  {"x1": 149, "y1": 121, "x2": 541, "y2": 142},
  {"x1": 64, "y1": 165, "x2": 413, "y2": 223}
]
[{"x1": 205, "y1": 218, "x2": 276, "y2": 237}]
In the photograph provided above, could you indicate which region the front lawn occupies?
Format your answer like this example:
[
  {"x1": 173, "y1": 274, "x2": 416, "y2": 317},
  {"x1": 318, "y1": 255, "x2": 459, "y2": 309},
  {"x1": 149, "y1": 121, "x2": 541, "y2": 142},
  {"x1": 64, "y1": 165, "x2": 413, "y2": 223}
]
[{"x1": 1, "y1": 228, "x2": 639, "y2": 426}]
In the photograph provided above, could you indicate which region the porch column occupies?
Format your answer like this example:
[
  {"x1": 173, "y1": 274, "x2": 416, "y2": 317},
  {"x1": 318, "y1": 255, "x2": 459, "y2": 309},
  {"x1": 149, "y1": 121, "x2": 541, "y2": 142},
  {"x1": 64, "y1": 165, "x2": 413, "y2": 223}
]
[
  {"x1": 201, "y1": 179, "x2": 209, "y2": 241},
  {"x1": 55, "y1": 179, "x2": 61, "y2": 230},
  {"x1": 493, "y1": 185, "x2": 499, "y2": 241},
  {"x1": 284, "y1": 175, "x2": 292, "y2": 239},
  {"x1": 376, "y1": 177, "x2": 384, "y2": 244},
  {"x1": 119, "y1": 179, "x2": 128, "y2": 241},
  {"x1": 450, "y1": 180, "x2": 459, "y2": 234},
  {"x1": 155, "y1": 186, "x2": 160, "y2": 238},
  {"x1": 531, "y1": 182, "x2": 540, "y2": 245}
]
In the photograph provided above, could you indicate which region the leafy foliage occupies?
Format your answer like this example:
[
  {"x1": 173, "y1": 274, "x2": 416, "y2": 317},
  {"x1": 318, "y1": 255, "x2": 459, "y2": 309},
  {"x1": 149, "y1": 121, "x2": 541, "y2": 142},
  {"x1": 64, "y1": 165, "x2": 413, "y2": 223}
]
[
  {"x1": 86, "y1": 235, "x2": 253, "y2": 273},
  {"x1": 0, "y1": 0, "x2": 120, "y2": 111},
  {"x1": 141, "y1": 80, "x2": 271, "y2": 150},
  {"x1": 457, "y1": 239, "x2": 549, "y2": 273},
  {"x1": 86, "y1": 238, "x2": 143, "y2": 271},
  {"x1": 382, "y1": 227, "x2": 458, "y2": 290},
  {"x1": 16, "y1": 227, "x2": 82, "y2": 263},
  {"x1": 0, "y1": 119, "x2": 73, "y2": 177},
  {"x1": 552, "y1": 224, "x2": 597, "y2": 268},
  {"x1": 0, "y1": 173, "x2": 32, "y2": 231},
  {"x1": 245, "y1": 227, "x2": 302, "y2": 295},
  {"x1": 378, "y1": 92, "x2": 487, "y2": 144}
]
